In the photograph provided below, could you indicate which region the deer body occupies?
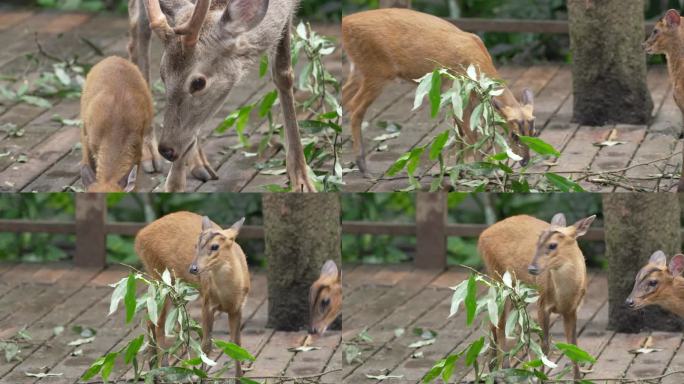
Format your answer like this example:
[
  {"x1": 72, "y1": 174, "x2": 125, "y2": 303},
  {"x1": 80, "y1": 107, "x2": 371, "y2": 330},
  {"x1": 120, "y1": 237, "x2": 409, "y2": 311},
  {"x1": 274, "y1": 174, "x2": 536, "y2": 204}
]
[
  {"x1": 643, "y1": 9, "x2": 684, "y2": 191},
  {"x1": 309, "y1": 260, "x2": 342, "y2": 335},
  {"x1": 478, "y1": 213, "x2": 595, "y2": 380},
  {"x1": 135, "y1": 211, "x2": 250, "y2": 376},
  {"x1": 80, "y1": 56, "x2": 153, "y2": 192},
  {"x1": 341, "y1": 8, "x2": 535, "y2": 176},
  {"x1": 128, "y1": 0, "x2": 313, "y2": 192},
  {"x1": 626, "y1": 251, "x2": 684, "y2": 318}
]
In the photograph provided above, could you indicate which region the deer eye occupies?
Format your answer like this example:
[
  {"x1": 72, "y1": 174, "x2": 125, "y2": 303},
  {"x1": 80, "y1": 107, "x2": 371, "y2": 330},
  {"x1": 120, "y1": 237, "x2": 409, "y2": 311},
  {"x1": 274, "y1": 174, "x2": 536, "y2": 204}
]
[
  {"x1": 649, "y1": 280, "x2": 658, "y2": 287},
  {"x1": 210, "y1": 244, "x2": 219, "y2": 251},
  {"x1": 548, "y1": 243, "x2": 557, "y2": 250},
  {"x1": 321, "y1": 298, "x2": 330, "y2": 307},
  {"x1": 190, "y1": 77, "x2": 206, "y2": 93}
]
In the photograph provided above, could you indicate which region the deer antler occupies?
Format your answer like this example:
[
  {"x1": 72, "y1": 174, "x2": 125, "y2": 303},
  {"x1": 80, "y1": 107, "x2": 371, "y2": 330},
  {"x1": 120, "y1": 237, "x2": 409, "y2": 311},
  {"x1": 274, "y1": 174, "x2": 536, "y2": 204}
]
[
  {"x1": 145, "y1": 0, "x2": 175, "y2": 41},
  {"x1": 173, "y1": 0, "x2": 211, "y2": 47}
]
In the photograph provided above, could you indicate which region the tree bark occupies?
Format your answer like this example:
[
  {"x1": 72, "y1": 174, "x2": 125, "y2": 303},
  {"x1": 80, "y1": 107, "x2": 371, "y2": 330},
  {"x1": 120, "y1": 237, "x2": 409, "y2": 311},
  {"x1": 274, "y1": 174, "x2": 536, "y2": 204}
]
[
  {"x1": 603, "y1": 193, "x2": 682, "y2": 332},
  {"x1": 568, "y1": 0, "x2": 652, "y2": 125},
  {"x1": 379, "y1": 0, "x2": 411, "y2": 8},
  {"x1": 263, "y1": 194, "x2": 341, "y2": 331}
]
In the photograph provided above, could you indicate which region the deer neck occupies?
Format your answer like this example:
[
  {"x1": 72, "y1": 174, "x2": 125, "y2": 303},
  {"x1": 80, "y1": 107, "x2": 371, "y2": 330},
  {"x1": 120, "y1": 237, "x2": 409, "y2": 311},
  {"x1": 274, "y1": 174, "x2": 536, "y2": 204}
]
[
  {"x1": 493, "y1": 87, "x2": 521, "y2": 110},
  {"x1": 665, "y1": 30, "x2": 684, "y2": 82},
  {"x1": 659, "y1": 276, "x2": 684, "y2": 317},
  {"x1": 546, "y1": 252, "x2": 586, "y2": 313}
]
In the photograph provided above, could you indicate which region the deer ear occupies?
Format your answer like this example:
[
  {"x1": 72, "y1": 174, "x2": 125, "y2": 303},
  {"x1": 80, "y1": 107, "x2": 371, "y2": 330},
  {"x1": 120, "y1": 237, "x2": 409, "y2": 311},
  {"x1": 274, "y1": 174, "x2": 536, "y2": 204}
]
[
  {"x1": 80, "y1": 163, "x2": 96, "y2": 189},
  {"x1": 550, "y1": 213, "x2": 566, "y2": 228},
  {"x1": 122, "y1": 165, "x2": 138, "y2": 192},
  {"x1": 521, "y1": 88, "x2": 534, "y2": 106},
  {"x1": 320, "y1": 260, "x2": 339, "y2": 280},
  {"x1": 665, "y1": 9, "x2": 681, "y2": 29},
  {"x1": 230, "y1": 217, "x2": 245, "y2": 233},
  {"x1": 221, "y1": 0, "x2": 269, "y2": 35},
  {"x1": 201, "y1": 216, "x2": 214, "y2": 231},
  {"x1": 573, "y1": 215, "x2": 596, "y2": 238},
  {"x1": 670, "y1": 254, "x2": 684, "y2": 275},
  {"x1": 649, "y1": 250, "x2": 667, "y2": 266}
]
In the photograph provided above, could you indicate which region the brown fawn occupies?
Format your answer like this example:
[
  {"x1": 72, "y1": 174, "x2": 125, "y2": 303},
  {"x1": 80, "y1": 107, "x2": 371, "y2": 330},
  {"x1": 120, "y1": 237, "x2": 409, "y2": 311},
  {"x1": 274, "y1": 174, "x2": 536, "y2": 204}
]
[
  {"x1": 309, "y1": 260, "x2": 342, "y2": 335},
  {"x1": 626, "y1": 250, "x2": 684, "y2": 317},
  {"x1": 643, "y1": 9, "x2": 684, "y2": 191},
  {"x1": 479, "y1": 213, "x2": 596, "y2": 380},
  {"x1": 80, "y1": 56, "x2": 153, "y2": 192},
  {"x1": 135, "y1": 211, "x2": 250, "y2": 376},
  {"x1": 341, "y1": 8, "x2": 536, "y2": 177}
]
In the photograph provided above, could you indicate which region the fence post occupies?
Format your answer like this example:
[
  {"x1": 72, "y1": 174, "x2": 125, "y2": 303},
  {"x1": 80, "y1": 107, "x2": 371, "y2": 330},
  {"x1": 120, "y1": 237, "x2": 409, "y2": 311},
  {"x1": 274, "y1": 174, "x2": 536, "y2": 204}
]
[
  {"x1": 74, "y1": 194, "x2": 107, "y2": 268},
  {"x1": 415, "y1": 192, "x2": 447, "y2": 269}
]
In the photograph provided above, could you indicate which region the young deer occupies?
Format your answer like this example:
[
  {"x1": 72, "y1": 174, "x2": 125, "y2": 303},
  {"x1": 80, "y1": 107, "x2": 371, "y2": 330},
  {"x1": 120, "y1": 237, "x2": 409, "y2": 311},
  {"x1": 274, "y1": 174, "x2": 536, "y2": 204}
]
[
  {"x1": 479, "y1": 213, "x2": 596, "y2": 380},
  {"x1": 626, "y1": 250, "x2": 684, "y2": 317},
  {"x1": 135, "y1": 211, "x2": 250, "y2": 376},
  {"x1": 341, "y1": 8, "x2": 536, "y2": 177},
  {"x1": 80, "y1": 56, "x2": 153, "y2": 192},
  {"x1": 128, "y1": 0, "x2": 313, "y2": 192},
  {"x1": 643, "y1": 9, "x2": 684, "y2": 191},
  {"x1": 309, "y1": 260, "x2": 342, "y2": 335}
]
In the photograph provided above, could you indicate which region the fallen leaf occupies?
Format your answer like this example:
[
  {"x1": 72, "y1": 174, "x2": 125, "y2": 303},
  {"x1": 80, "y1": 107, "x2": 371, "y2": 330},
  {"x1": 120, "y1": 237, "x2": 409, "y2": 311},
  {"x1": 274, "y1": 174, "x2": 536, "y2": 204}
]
[
  {"x1": 372, "y1": 132, "x2": 400, "y2": 141},
  {"x1": 365, "y1": 373, "x2": 404, "y2": 380},
  {"x1": 629, "y1": 347, "x2": 662, "y2": 355},
  {"x1": 593, "y1": 140, "x2": 627, "y2": 147},
  {"x1": 302, "y1": 334, "x2": 313, "y2": 347},
  {"x1": 67, "y1": 336, "x2": 95, "y2": 346},
  {"x1": 408, "y1": 339, "x2": 435, "y2": 348},
  {"x1": 53, "y1": 326, "x2": 64, "y2": 337},
  {"x1": 543, "y1": 159, "x2": 559, "y2": 166},
  {"x1": 394, "y1": 328, "x2": 405, "y2": 338},
  {"x1": 606, "y1": 128, "x2": 618, "y2": 141},
  {"x1": 344, "y1": 344, "x2": 361, "y2": 364},
  {"x1": 24, "y1": 372, "x2": 63, "y2": 378},
  {"x1": 260, "y1": 168, "x2": 287, "y2": 175},
  {"x1": 70, "y1": 349, "x2": 83, "y2": 357},
  {"x1": 411, "y1": 351, "x2": 424, "y2": 359},
  {"x1": 287, "y1": 346, "x2": 321, "y2": 352},
  {"x1": 377, "y1": 144, "x2": 388, "y2": 152}
]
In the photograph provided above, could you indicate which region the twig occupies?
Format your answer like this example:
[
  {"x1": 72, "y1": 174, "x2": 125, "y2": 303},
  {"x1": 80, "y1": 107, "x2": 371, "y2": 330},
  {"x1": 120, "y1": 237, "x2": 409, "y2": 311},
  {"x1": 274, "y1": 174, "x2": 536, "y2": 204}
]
[
  {"x1": 34, "y1": 33, "x2": 64, "y2": 63},
  {"x1": 80, "y1": 369, "x2": 342, "y2": 383},
  {"x1": 542, "y1": 368, "x2": 684, "y2": 383},
  {"x1": 523, "y1": 151, "x2": 682, "y2": 176}
]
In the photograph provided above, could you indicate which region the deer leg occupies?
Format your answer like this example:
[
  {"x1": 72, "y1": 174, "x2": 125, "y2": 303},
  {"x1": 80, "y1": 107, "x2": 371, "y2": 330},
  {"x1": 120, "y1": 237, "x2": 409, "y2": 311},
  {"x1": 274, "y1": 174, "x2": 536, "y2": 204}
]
[
  {"x1": 188, "y1": 139, "x2": 218, "y2": 182},
  {"x1": 141, "y1": 125, "x2": 163, "y2": 174},
  {"x1": 563, "y1": 312, "x2": 580, "y2": 380},
  {"x1": 127, "y1": 0, "x2": 151, "y2": 84},
  {"x1": 538, "y1": 299, "x2": 550, "y2": 355},
  {"x1": 341, "y1": 65, "x2": 362, "y2": 111},
  {"x1": 200, "y1": 299, "x2": 214, "y2": 354},
  {"x1": 164, "y1": 143, "x2": 190, "y2": 192},
  {"x1": 228, "y1": 310, "x2": 243, "y2": 377},
  {"x1": 348, "y1": 77, "x2": 385, "y2": 178},
  {"x1": 273, "y1": 20, "x2": 315, "y2": 192}
]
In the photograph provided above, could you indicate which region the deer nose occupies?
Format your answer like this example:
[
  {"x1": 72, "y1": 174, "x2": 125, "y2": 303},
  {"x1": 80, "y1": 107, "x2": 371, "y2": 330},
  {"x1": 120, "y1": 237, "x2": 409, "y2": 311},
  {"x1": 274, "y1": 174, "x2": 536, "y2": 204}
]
[
  {"x1": 189, "y1": 264, "x2": 199, "y2": 275},
  {"x1": 625, "y1": 297, "x2": 635, "y2": 308},
  {"x1": 158, "y1": 144, "x2": 178, "y2": 162},
  {"x1": 528, "y1": 264, "x2": 540, "y2": 276}
]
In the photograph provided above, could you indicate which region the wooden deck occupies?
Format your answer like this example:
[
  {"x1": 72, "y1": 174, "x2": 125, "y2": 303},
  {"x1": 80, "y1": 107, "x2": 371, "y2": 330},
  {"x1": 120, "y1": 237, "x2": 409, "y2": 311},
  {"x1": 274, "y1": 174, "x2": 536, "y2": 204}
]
[
  {"x1": 0, "y1": 10, "x2": 681, "y2": 192},
  {"x1": 343, "y1": 265, "x2": 684, "y2": 383},
  {"x1": 0, "y1": 262, "x2": 341, "y2": 384}
]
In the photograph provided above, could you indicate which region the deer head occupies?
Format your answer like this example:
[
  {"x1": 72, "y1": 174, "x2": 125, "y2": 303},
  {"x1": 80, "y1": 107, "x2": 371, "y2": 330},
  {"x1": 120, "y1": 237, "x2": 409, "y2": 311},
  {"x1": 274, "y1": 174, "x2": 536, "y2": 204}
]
[
  {"x1": 527, "y1": 213, "x2": 595, "y2": 276},
  {"x1": 189, "y1": 215, "x2": 245, "y2": 275},
  {"x1": 144, "y1": 0, "x2": 270, "y2": 162},
  {"x1": 493, "y1": 88, "x2": 536, "y2": 166},
  {"x1": 643, "y1": 9, "x2": 682, "y2": 55},
  {"x1": 309, "y1": 260, "x2": 342, "y2": 335}
]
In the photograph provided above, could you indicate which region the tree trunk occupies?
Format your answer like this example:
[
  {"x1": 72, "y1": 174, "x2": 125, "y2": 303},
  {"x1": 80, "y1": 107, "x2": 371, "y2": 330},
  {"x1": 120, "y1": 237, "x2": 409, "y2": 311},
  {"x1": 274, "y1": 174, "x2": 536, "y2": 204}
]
[
  {"x1": 379, "y1": 0, "x2": 411, "y2": 8},
  {"x1": 567, "y1": 0, "x2": 652, "y2": 125},
  {"x1": 263, "y1": 194, "x2": 341, "y2": 331},
  {"x1": 603, "y1": 193, "x2": 682, "y2": 332}
]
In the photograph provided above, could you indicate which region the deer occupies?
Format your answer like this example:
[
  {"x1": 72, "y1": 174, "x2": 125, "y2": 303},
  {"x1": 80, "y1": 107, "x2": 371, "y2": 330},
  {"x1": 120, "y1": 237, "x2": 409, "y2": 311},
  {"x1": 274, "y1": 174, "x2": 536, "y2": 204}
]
[
  {"x1": 478, "y1": 213, "x2": 596, "y2": 380},
  {"x1": 341, "y1": 8, "x2": 536, "y2": 178},
  {"x1": 643, "y1": 9, "x2": 684, "y2": 192},
  {"x1": 626, "y1": 250, "x2": 684, "y2": 318},
  {"x1": 309, "y1": 259, "x2": 342, "y2": 335},
  {"x1": 134, "y1": 211, "x2": 250, "y2": 376},
  {"x1": 127, "y1": 0, "x2": 314, "y2": 192},
  {"x1": 80, "y1": 56, "x2": 153, "y2": 192}
]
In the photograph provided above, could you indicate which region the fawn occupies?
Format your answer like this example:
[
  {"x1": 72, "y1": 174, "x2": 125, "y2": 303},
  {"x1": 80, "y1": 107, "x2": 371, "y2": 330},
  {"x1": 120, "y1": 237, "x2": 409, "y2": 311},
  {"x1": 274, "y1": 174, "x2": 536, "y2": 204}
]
[
  {"x1": 80, "y1": 56, "x2": 153, "y2": 192},
  {"x1": 479, "y1": 213, "x2": 596, "y2": 380},
  {"x1": 309, "y1": 260, "x2": 342, "y2": 335},
  {"x1": 341, "y1": 8, "x2": 536, "y2": 177},
  {"x1": 626, "y1": 250, "x2": 684, "y2": 317},
  {"x1": 127, "y1": 0, "x2": 313, "y2": 192},
  {"x1": 135, "y1": 211, "x2": 250, "y2": 376},
  {"x1": 643, "y1": 9, "x2": 684, "y2": 191}
]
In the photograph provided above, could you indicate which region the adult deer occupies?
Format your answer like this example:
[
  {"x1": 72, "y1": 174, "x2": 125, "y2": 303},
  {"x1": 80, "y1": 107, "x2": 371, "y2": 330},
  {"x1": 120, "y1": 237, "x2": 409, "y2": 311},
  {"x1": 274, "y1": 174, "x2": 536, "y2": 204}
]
[{"x1": 128, "y1": 0, "x2": 314, "y2": 192}]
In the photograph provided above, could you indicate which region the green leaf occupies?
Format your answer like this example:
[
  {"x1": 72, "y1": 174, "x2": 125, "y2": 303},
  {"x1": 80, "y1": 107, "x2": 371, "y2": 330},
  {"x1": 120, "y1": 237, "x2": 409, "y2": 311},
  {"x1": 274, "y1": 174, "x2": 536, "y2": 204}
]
[
  {"x1": 81, "y1": 356, "x2": 105, "y2": 380},
  {"x1": 413, "y1": 72, "x2": 433, "y2": 110},
  {"x1": 545, "y1": 173, "x2": 586, "y2": 192},
  {"x1": 487, "y1": 291, "x2": 499, "y2": 327},
  {"x1": 465, "y1": 275, "x2": 477, "y2": 326},
  {"x1": 518, "y1": 135, "x2": 560, "y2": 157},
  {"x1": 406, "y1": 146, "x2": 425, "y2": 176},
  {"x1": 21, "y1": 95, "x2": 51, "y2": 109},
  {"x1": 215, "y1": 110, "x2": 240, "y2": 133},
  {"x1": 422, "y1": 358, "x2": 445, "y2": 383},
  {"x1": 441, "y1": 354, "x2": 459, "y2": 382},
  {"x1": 505, "y1": 309, "x2": 519, "y2": 339},
  {"x1": 556, "y1": 342, "x2": 596, "y2": 363},
  {"x1": 449, "y1": 280, "x2": 468, "y2": 318},
  {"x1": 387, "y1": 152, "x2": 411, "y2": 176},
  {"x1": 124, "y1": 335, "x2": 144, "y2": 364},
  {"x1": 124, "y1": 274, "x2": 137, "y2": 323},
  {"x1": 101, "y1": 352, "x2": 118, "y2": 382},
  {"x1": 147, "y1": 285, "x2": 158, "y2": 326},
  {"x1": 214, "y1": 340, "x2": 256, "y2": 362},
  {"x1": 109, "y1": 278, "x2": 127, "y2": 315},
  {"x1": 428, "y1": 69, "x2": 441, "y2": 118},
  {"x1": 429, "y1": 130, "x2": 449, "y2": 161},
  {"x1": 469, "y1": 103, "x2": 483, "y2": 132},
  {"x1": 259, "y1": 55, "x2": 269, "y2": 78},
  {"x1": 239, "y1": 378, "x2": 262, "y2": 384},
  {"x1": 465, "y1": 336, "x2": 484, "y2": 366},
  {"x1": 258, "y1": 90, "x2": 278, "y2": 118},
  {"x1": 165, "y1": 307, "x2": 178, "y2": 337}
]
